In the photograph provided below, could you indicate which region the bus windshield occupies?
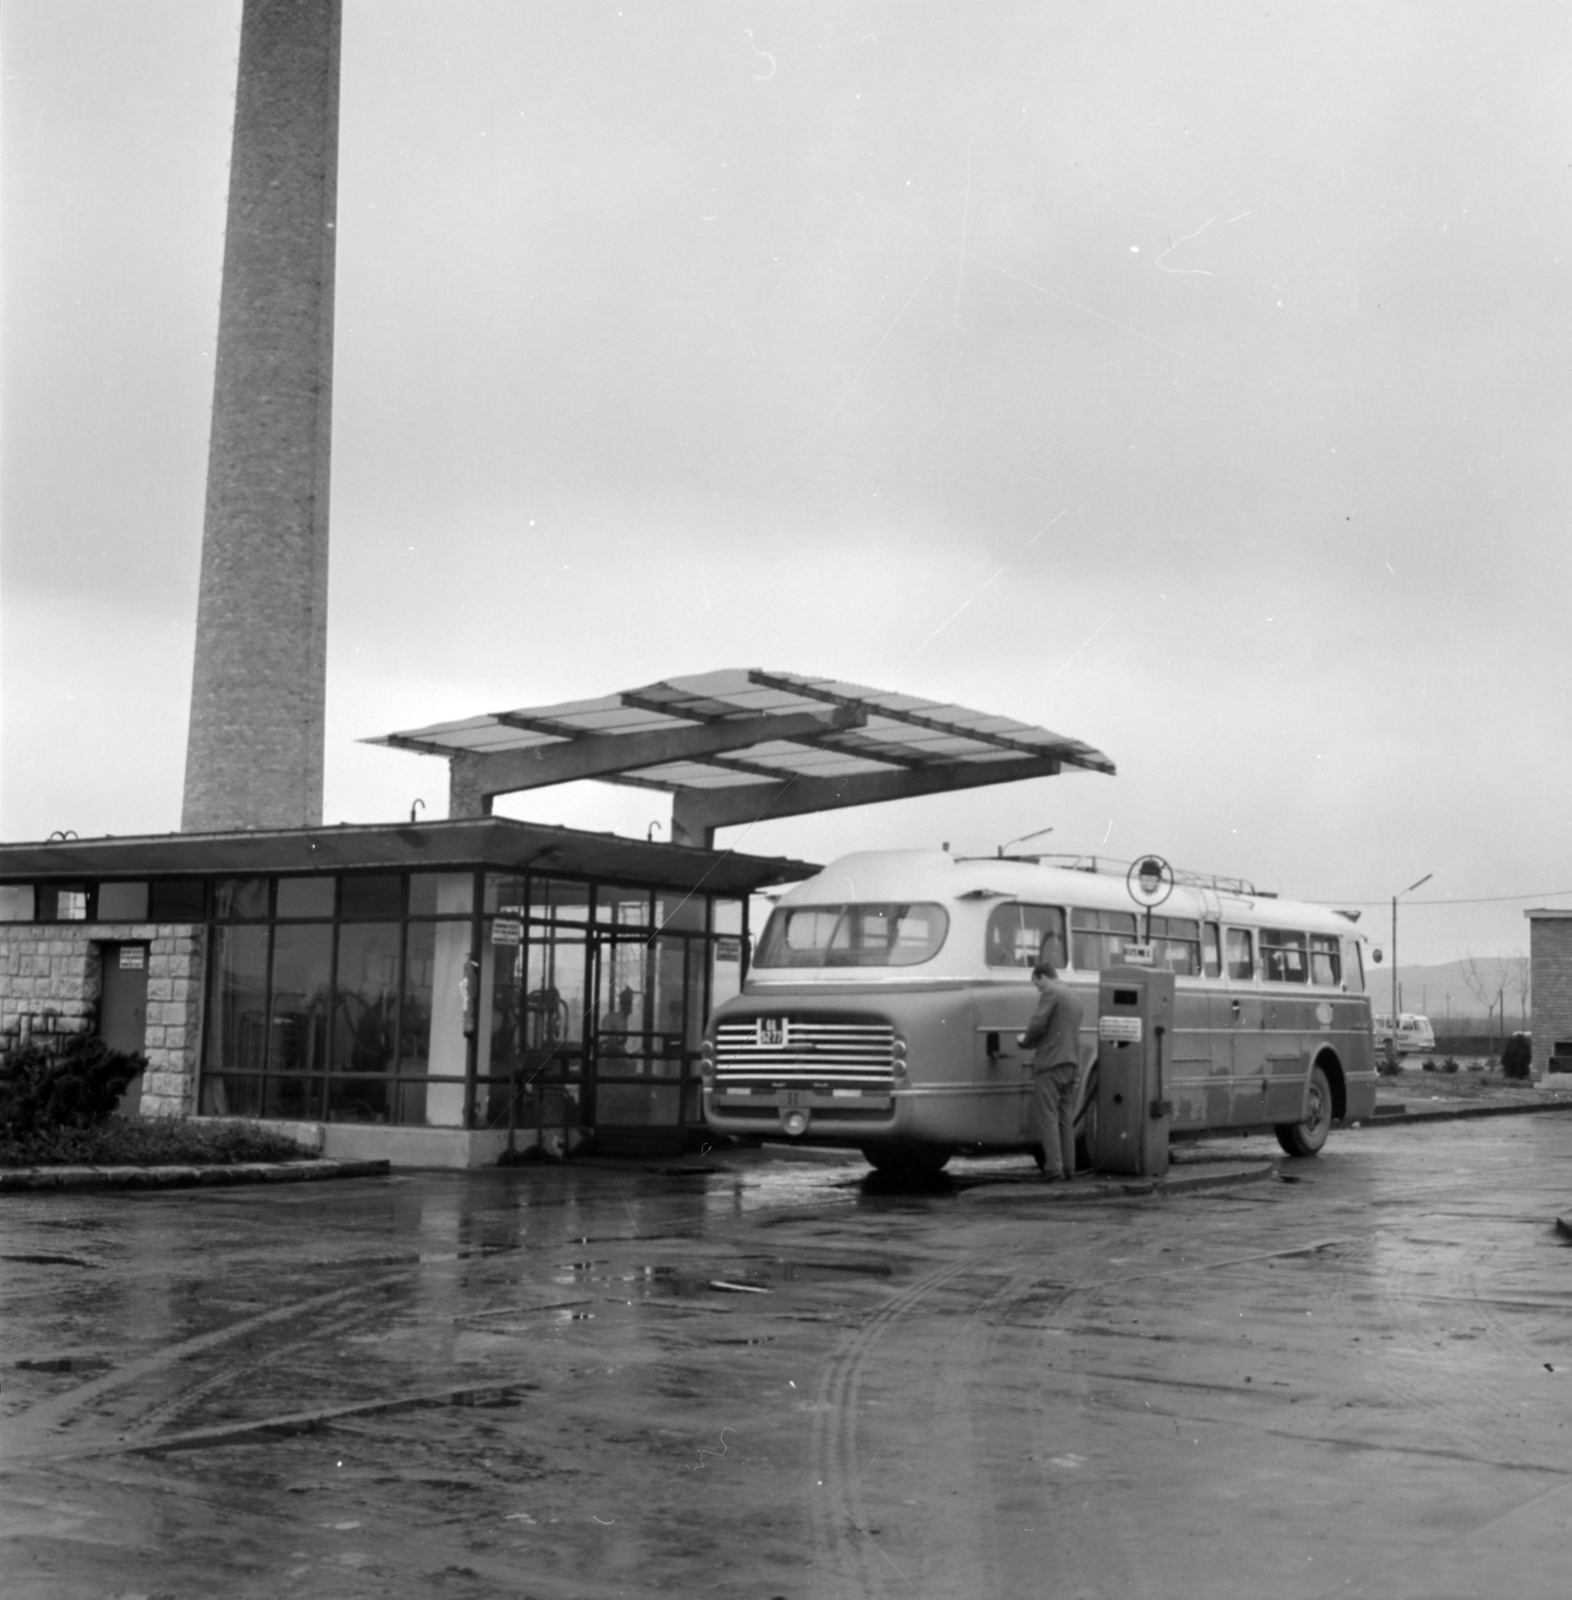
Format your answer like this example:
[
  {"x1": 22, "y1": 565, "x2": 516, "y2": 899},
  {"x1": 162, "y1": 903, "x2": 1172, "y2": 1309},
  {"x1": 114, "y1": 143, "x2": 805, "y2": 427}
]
[{"x1": 754, "y1": 903, "x2": 950, "y2": 968}]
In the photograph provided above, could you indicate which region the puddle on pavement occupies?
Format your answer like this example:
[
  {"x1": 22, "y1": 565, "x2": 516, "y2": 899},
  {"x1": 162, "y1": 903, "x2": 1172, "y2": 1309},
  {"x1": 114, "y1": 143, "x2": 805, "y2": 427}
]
[
  {"x1": 547, "y1": 1254, "x2": 894, "y2": 1304},
  {"x1": 0, "y1": 1253, "x2": 102, "y2": 1269},
  {"x1": 14, "y1": 1354, "x2": 114, "y2": 1375}
]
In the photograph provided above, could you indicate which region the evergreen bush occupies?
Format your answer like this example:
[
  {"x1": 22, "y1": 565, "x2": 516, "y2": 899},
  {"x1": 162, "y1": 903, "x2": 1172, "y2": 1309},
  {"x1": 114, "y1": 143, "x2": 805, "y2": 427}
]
[
  {"x1": 1501, "y1": 1033, "x2": 1533, "y2": 1081},
  {"x1": 0, "y1": 1034, "x2": 144, "y2": 1137}
]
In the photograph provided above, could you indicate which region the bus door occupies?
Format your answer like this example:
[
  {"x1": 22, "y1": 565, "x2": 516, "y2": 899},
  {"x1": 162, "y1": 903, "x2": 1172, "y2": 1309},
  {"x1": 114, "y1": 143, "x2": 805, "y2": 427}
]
[
  {"x1": 588, "y1": 930, "x2": 687, "y2": 1155},
  {"x1": 1223, "y1": 926, "x2": 1267, "y2": 1125},
  {"x1": 1197, "y1": 922, "x2": 1231, "y2": 1125}
]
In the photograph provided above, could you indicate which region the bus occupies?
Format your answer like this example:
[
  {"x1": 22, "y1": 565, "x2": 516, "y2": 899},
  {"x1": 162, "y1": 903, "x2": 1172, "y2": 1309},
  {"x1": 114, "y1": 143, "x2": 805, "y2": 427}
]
[{"x1": 700, "y1": 850, "x2": 1377, "y2": 1173}]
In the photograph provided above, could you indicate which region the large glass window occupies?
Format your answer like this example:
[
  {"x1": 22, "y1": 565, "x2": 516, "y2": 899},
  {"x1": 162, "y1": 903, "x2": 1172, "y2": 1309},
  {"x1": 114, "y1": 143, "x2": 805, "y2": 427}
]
[
  {"x1": 411, "y1": 871, "x2": 475, "y2": 917},
  {"x1": 201, "y1": 924, "x2": 270, "y2": 1115},
  {"x1": 97, "y1": 882, "x2": 149, "y2": 921},
  {"x1": 277, "y1": 876, "x2": 335, "y2": 918},
  {"x1": 340, "y1": 876, "x2": 402, "y2": 919},
  {"x1": 1070, "y1": 908, "x2": 1137, "y2": 970},
  {"x1": 754, "y1": 903, "x2": 949, "y2": 968},
  {"x1": 529, "y1": 877, "x2": 590, "y2": 923},
  {"x1": 38, "y1": 885, "x2": 90, "y2": 922},
  {"x1": 651, "y1": 934, "x2": 690, "y2": 1044},
  {"x1": 597, "y1": 885, "x2": 652, "y2": 926},
  {"x1": 402, "y1": 918, "x2": 472, "y2": 1127},
  {"x1": 1259, "y1": 928, "x2": 1309, "y2": 984},
  {"x1": 150, "y1": 879, "x2": 206, "y2": 921},
  {"x1": 265, "y1": 924, "x2": 332, "y2": 1118},
  {"x1": 655, "y1": 889, "x2": 706, "y2": 932},
  {"x1": 0, "y1": 885, "x2": 35, "y2": 922},
  {"x1": 1225, "y1": 927, "x2": 1254, "y2": 980},
  {"x1": 213, "y1": 879, "x2": 268, "y2": 920},
  {"x1": 483, "y1": 873, "x2": 526, "y2": 915},
  {"x1": 1202, "y1": 923, "x2": 1222, "y2": 978},
  {"x1": 984, "y1": 902, "x2": 1067, "y2": 969},
  {"x1": 328, "y1": 923, "x2": 401, "y2": 1121}
]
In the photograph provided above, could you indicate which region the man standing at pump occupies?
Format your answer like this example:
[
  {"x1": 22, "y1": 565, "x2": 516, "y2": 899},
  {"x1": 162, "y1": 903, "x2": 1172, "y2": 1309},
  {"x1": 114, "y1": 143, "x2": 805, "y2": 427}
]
[{"x1": 1019, "y1": 961, "x2": 1084, "y2": 1182}]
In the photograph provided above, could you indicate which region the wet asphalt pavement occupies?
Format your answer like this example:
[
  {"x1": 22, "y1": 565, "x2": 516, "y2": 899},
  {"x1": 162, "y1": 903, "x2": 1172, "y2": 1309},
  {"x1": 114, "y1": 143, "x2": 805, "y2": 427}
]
[{"x1": 3, "y1": 1116, "x2": 1572, "y2": 1600}]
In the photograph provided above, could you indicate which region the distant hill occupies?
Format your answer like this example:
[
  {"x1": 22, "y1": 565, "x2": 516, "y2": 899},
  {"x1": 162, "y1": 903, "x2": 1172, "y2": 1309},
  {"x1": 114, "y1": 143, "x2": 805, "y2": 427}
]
[{"x1": 1364, "y1": 955, "x2": 1530, "y2": 1025}]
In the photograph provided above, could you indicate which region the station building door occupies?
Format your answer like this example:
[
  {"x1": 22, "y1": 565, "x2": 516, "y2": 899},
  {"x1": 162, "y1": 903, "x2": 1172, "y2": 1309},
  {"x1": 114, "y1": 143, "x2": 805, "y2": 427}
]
[
  {"x1": 587, "y1": 929, "x2": 702, "y2": 1157},
  {"x1": 98, "y1": 942, "x2": 149, "y2": 1114}
]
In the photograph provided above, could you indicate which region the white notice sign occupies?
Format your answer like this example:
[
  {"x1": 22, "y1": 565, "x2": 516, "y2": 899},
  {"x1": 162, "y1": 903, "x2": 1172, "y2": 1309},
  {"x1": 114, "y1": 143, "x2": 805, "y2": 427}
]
[
  {"x1": 1120, "y1": 943, "x2": 1154, "y2": 965},
  {"x1": 119, "y1": 947, "x2": 146, "y2": 970},
  {"x1": 491, "y1": 919, "x2": 523, "y2": 945},
  {"x1": 1099, "y1": 1015, "x2": 1143, "y2": 1043}
]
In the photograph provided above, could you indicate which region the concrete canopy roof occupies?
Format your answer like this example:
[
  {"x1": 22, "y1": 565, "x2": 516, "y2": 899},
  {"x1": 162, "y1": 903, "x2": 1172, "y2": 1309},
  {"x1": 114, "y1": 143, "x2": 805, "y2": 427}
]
[
  {"x1": 0, "y1": 818, "x2": 816, "y2": 898},
  {"x1": 368, "y1": 668, "x2": 1116, "y2": 846}
]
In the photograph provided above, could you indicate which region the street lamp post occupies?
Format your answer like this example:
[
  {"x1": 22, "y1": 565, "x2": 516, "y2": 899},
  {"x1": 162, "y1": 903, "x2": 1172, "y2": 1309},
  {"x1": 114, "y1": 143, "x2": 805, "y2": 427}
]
[{"x1": 1391, "y1": 872, "x2": 1433, "y2": 1031}]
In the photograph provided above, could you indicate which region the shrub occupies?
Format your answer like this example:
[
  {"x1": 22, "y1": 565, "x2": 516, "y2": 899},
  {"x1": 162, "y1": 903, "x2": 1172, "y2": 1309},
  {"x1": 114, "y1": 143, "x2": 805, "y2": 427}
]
[
  {"x1": 1501, "y1": 1033, "x2": 1533, "y2": 1081},
  {"x1": 4, "y1": 1115, "x2": 311, "y2": 1168},
  {"x1": 0, "y1": 1034, "x2": 144, "y2": 1138},
  {"x1": 1377, "y1": 1041, "x2": 1403, "y2": 1076},
  {"x1": 1441, "y1": 1057, "x2": 1459, "y2": 1074}
]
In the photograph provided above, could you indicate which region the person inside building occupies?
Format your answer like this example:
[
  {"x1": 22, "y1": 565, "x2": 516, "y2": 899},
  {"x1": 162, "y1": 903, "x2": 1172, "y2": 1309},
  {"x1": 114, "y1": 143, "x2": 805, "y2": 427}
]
[{"x1": 599, "y1": 985, "x2": 635, "y2": 1057}]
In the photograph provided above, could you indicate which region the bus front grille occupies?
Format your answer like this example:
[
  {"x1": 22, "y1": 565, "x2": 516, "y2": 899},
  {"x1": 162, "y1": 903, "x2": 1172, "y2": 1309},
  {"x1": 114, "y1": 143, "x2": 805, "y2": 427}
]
[{"x1": 714, "y1": 1018, "x2": 895, "y2": 1091}]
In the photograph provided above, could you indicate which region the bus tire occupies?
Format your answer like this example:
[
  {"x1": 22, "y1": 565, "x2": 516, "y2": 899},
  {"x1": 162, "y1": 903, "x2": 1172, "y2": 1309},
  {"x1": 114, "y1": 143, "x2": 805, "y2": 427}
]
[
  {"x1": 1276, "y1": 1063, "x2": 1333, "y2": 1157},
  {"x1": 860, "y1": 1144, "x2": 952, "y2": 1176}
]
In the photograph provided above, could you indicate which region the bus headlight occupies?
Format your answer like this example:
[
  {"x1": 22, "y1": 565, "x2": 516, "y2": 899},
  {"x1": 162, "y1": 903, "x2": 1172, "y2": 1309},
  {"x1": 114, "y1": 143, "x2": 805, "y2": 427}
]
[
  {"x1": 699, "y1": 1039, "x2": 715, "y2": 1082},
  {"x1": 891, "y1": 1036, "x2": 908, "y2": 1079}
]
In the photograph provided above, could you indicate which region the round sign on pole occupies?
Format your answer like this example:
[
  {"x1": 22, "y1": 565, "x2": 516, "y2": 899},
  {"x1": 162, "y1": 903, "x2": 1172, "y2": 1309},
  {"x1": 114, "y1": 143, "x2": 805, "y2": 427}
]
[{"x1": 1126, "y1": 854, "x2": 1175, "y2": 909}]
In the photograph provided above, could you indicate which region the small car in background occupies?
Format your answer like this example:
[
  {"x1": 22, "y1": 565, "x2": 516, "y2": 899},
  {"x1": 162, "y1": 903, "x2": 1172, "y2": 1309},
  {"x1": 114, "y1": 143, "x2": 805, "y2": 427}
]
[{"x1": 1373, "y1": 1013, "x2": 1436, "y2": 1055}]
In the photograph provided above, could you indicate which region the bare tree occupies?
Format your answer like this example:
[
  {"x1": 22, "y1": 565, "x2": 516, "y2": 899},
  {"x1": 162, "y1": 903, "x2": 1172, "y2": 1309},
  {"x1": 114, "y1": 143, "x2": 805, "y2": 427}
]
[
  {"x1": 1505, "y1": 949, "x2": 1531, "y2": 1029},
  {"x1": 1460, "y1": 953, "x2": 1509, "y2": 1055}
]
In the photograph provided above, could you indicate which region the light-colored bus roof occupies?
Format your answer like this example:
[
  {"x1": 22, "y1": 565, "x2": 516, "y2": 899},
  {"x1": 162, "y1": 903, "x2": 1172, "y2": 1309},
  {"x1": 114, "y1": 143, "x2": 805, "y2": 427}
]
[{"x1": 777, "y1": 849, "x2": 1360, "y2": 935}]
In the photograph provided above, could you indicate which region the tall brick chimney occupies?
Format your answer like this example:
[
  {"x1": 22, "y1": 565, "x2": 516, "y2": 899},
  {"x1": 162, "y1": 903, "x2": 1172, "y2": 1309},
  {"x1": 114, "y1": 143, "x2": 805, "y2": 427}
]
[{"x1": 181, "y1": 0, "x2": 342, "y2": 831}]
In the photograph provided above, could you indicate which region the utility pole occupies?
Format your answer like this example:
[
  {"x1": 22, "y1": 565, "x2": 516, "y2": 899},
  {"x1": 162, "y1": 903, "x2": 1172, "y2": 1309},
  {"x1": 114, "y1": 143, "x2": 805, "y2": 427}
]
[{"x1": 1392, "y1": 873, "x2": 1433, "y2": 1030}]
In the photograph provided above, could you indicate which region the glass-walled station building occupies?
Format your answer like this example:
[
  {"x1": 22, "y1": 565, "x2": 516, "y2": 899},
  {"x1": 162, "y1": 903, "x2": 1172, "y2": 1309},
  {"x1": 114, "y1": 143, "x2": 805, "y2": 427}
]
[{"x1": 0, "y1": 818, "x2": 813, "y2": 1163}]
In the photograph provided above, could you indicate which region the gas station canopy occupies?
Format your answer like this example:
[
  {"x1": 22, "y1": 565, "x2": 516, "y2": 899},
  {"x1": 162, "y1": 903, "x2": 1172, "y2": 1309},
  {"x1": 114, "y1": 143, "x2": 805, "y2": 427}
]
[{"x1": 370, "y1": 668, "x2": 1115, "y2": 847}]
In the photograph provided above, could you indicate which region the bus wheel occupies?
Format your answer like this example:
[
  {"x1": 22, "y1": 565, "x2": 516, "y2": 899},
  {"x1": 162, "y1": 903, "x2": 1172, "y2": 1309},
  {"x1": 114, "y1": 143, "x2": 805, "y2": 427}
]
[
  {"x1": 861, "y1": 1145, "x2": 952, "y2": 1176},
  {"x1": 1276, "y1": 1064, "x2": 1333, "y2": 1157}
]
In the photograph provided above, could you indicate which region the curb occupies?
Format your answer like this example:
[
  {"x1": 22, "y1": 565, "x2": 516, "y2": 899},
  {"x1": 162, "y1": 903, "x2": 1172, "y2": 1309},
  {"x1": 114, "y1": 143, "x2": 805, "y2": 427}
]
[
  {"x1": 1356, "y1": 1100, "x2": 1572, "y2": 1129},
  {"x1": 960, "y1": 1161, "x2": 1273, "y2": 1204},
  {"x1": 0, "y1": 1158, "x2": 391, "y2": 1194}
]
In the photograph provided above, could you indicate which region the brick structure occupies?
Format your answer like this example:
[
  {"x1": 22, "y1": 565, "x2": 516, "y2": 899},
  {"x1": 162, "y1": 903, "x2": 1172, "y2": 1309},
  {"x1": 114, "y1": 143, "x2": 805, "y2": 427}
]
[
  {"x1": 1526, "y1": 909, "x2": 1572, "y2": 1077},
  {"x1": 181, "y1": 0, "x2": 342, "y2": 832},
  {"x1": 0, "y1": 924, "x2": 205, "y2": 1116}
]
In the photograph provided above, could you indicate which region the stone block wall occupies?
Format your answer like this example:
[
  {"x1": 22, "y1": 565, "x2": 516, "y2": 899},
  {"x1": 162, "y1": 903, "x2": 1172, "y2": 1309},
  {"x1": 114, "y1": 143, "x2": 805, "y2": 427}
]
[
  {"x1": 0, "y1": 923, "x2": 205, "y2": 1116},
  {"x1": 1527, "y1": 913, "x2": 1572, "y2": 1076}
]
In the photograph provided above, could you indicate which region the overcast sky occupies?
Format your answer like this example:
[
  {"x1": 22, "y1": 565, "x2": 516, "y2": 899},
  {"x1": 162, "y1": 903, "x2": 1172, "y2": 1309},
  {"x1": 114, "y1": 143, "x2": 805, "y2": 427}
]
[{"x1": 4, "y1": 1, "x2": 1570, "y2": 964}]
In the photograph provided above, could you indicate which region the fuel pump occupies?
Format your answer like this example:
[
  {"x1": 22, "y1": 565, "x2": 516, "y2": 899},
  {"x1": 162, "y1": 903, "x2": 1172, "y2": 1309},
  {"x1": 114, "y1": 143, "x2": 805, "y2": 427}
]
[{"x1": 1092, "y1": 966, "x2": 1174, "y2": 1177}]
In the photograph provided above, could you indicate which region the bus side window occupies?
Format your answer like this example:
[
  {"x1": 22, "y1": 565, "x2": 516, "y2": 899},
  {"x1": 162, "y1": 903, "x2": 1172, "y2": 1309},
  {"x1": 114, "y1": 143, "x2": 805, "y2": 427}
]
[
  {"x1": 1225, "y1": 927, "x2": 1253, "y2": 980},
  {"x1": 984, "y1": 902, "x2": 1066, "y2": 969},
  {"x1": 1071, "y1": 908, "x2": 1138, "y2": 970},
  {"x1": 1345, "y1": 939, "x2": 1365, "y2": 991},
  {"x1": 1310, "y1": 934, "x2": 1340, "y2": 986},
  {"x1": 1259, "y1": 928, "x2": 1308, "y2": 984},
  {"x1": 1203, "y1": 923, "x2": 1222, "y2": 978}
]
